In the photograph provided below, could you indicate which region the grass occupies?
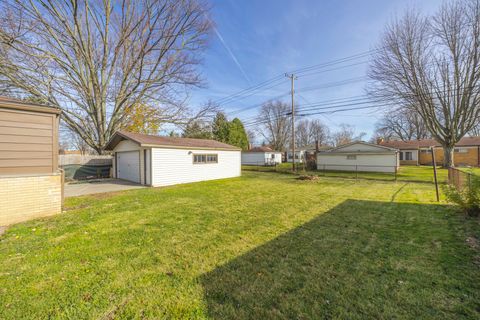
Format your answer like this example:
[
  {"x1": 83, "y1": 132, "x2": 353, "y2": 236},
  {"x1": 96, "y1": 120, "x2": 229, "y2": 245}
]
[
  {"x1": 0, "y1": 172, "x2": 479, "y2": 319},
  {"x1": 243, "y1": 164, "x2": 449, "y2": 183}
]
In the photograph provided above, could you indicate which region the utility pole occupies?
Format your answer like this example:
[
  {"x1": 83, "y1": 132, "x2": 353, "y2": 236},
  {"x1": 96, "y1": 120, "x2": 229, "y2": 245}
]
[{"x1": 286, "y1": 73, "x2": 297, "y2": 172}]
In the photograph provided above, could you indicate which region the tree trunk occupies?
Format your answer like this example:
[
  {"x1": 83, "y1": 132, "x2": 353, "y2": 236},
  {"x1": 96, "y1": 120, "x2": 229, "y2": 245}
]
[{"x1": 442, "y1": 145, "x2": 455, "y2": 168}]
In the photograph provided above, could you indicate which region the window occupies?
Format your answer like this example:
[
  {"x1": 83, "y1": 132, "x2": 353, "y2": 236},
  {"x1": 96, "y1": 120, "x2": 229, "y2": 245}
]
[
  {"x1": 405, "y1": 152, "x2": 413, "y2": 160},
  {"x1": 346, "y1": 155, "x2": 356, "y2": 160},
  {"x1": 454, "y1": 148, "x2": 468, "y2": 153},
  {"x1": 420, "y1": 149, "x2": 431, "y2": 153},
  {"x1": 399, "y1": 152, "x2": 404, "y2": 161},
  {"x1": 193, "y1": 154, "x2": 218, "y2": 164}
]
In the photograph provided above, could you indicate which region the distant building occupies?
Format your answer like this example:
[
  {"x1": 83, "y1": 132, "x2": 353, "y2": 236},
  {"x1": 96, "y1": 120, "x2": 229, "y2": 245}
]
[
  {"x1": 241, "y1": 146, "x2": 282, "y2": 165},
  {"x1": 317, "y1": 141, "x2": 399, "y2": 173},
  {"x1": 379, "y1": 137, "x2": 480, "y2": 167}
]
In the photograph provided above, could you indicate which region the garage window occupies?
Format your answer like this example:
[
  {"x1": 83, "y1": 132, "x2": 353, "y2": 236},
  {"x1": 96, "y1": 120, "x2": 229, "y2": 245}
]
[
  {"x1": 193, "y1": 154, "x2": 218, "y2": 164},
  {"x1": 346, "y1": 155, "x2": 356, "y2": 160}
]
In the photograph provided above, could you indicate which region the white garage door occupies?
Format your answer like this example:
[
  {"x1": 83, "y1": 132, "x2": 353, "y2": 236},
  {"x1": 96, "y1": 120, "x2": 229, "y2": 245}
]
[{"x1": 117, "y1": 151, "x2": 140, "y2": 183}]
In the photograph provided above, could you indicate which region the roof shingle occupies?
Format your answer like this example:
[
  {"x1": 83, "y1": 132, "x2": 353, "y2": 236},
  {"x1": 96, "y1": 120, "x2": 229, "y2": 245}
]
[
  {"x1": 244, "y1": 146, "x2": 281, "y2": 153},
  {"x1": 105, "y1": 131, "x2": 241, "y2": 151}
]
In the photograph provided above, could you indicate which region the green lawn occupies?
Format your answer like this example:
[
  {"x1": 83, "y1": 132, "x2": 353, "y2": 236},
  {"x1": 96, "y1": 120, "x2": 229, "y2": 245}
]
[
  {"x1": 1, "y1": 172, "x2": 479, "y2": 319},
  {"x1": 243, "y1": 164, "x2": 448, "y2": 183}
]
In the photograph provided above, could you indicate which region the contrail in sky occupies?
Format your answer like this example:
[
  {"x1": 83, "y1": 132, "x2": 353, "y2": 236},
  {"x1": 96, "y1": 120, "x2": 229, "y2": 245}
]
[{"x1": 211, "y1": 24, "x2": 252, "y2": 85}]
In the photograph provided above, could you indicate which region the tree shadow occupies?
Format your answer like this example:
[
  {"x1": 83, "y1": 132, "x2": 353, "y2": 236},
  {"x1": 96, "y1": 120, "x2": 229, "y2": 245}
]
[{"x1": 201, "y1": 200, "x2": 478, "y2": 319}]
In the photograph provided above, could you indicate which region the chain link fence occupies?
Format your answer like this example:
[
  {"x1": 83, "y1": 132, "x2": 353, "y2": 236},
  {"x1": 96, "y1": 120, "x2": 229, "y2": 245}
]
[{"x1": 448, "y1": 167, "x2": 476, "y2": 191}]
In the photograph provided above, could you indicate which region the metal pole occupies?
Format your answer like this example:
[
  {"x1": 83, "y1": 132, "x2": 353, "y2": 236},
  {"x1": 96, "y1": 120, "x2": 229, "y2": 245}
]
[
  {"x1": 286, "y1": 73, "x2": 297, "y2": 173},
  {"x1": 431, "y1": 146, "x2": 440, "y2": 202}
]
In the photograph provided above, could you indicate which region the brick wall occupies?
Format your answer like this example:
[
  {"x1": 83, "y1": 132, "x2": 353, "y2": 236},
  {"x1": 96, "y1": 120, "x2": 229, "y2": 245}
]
[
  {"x1": 0, "y1": 173, "x2": 62, "y2": 225},
  {"x1": 419, "y1": 147, "x2": 479, "y2": 166},
  {"x1": 419, "y1": 149, "x2": 443, "y2": 165},
  {"x1": 455, "y1": 148, "x2": 479, "y2": 166}
]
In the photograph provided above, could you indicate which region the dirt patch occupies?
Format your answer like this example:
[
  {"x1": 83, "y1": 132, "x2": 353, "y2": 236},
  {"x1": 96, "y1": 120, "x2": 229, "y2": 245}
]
[
  {"x1": 88, "y1": 191, "x2": 126, "y2": 200},
  {"x1": 466, "y1": 236, "x2": 479, "y2": 250},
  {"x1": 0, "y1": 226, "x2": 7, "y2": 236},
  {"x1": 298, "y1": 175, "x2": 320, "y2": 181}
]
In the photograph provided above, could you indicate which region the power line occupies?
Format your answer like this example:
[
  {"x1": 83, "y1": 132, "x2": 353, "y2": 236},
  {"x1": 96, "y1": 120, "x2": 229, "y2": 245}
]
[
  {"x1": 214, "y1": 50, "x2": 376, "y2": 107},
  {"x1": 228, "y1": 76, "x2": 369, "y2": 117}
]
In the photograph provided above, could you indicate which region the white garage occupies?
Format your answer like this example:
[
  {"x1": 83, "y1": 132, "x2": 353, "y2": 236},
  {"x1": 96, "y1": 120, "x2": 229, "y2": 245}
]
[
  {"x1": 105, "y1": 131, "x2": 241, "y2": 187},
  {"x1": 241, "y1": 146, "x2": 282, "y2": 165},
  {"x1": 317, "y1": 141, "x2": 399, "y2": 173}
]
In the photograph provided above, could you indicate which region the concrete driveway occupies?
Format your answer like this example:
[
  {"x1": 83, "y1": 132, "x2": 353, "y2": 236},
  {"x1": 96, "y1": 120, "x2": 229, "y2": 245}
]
[{"x1": 65, "y1": 179, "x2": 146, "y2": 197}]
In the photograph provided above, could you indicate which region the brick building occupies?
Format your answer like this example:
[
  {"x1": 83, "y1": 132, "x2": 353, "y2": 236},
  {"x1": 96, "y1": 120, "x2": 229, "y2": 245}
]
[
  {"x1": 379, "y1": 137, "x2": 480, "y2": 167},
  {"x1": 0, "y1": 97, "x2": 62, "y2": 225}
]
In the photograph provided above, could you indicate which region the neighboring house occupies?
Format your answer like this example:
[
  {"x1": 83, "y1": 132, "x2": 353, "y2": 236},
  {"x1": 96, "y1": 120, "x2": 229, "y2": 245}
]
[
  {"x1": 105, "y1": 131, "x2": 241, "y2": 187},
  {"x1": 241, "y1": 146, "x2": 282, "y2": 165},
  {"x1": 0, "y1": 96, "x2": 62, "y2": 225},
  {"x1": 286, "y1": 150, "x2": 306, "y2": 163},
  {"x1": 379, "y1": 137, "x2": 480, "y2": 166},
  {"x1": 317, "y1": 141, "x2": 399, "y2": 173}
]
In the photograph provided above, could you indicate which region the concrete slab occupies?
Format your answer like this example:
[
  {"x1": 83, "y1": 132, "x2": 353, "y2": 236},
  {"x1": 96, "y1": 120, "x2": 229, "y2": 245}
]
[{"x1": 65, "y1": 179, "x2": 146, "y2": 197}]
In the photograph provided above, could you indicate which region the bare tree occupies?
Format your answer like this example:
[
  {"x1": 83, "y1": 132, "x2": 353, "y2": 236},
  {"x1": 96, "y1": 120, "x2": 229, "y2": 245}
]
[
  {"x1": 0, "y1": 0, "x2": 211, "y2": 154},
  {"x1": 331, "y1": 124, "x2": 366, "y2": 147},
  {"x1": 296, "y1": 119, "x2": 330, "y2": 147},
  {"x1": 469, "y1": 124, "x2": 480, "y2": 136},
  {"x1": 246, "y1": 129, "x2": 256, "y2": 146},
  {"x1": 369, "y1": 0, "x2": 480, "y2": 167},
  {"x1": 374, "y1": 108, "x2": 430, "y2": 141},
  {"x1": 257, "y1": 100, "x2": 291, "y2": 151}
]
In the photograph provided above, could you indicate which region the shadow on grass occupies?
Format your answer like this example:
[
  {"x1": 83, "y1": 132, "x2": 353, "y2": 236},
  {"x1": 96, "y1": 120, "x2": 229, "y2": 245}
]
[{"x1": 201, "y1": 200, "x2": 479, "y2": 320}]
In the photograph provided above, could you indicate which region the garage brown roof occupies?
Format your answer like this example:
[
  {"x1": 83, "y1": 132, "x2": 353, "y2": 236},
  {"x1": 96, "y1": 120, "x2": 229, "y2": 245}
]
[
  {"x1": 105, "y1": 131, "x2": 241, "y2": 151},
  {"x1": 380, "y1": 137, "x2": 480, "y2": 149}
]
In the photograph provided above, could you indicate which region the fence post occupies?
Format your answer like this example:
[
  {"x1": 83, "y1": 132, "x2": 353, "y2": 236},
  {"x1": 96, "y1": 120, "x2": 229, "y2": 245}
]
[
  {"x1": 355, "y1": 165, "x2": 358, "y2": 181},
  {"x1": 431, "y1": 147, "x2": 440, "y2": 202},
  {"x1": 394, "y1": 166, "x2": 397, "y2": 182}
]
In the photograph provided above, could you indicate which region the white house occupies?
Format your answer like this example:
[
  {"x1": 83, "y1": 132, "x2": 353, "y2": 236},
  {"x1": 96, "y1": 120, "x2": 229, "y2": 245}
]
[
  {"x1": 317, "y1": 141, "x2": 399, "y2": 173},
  {"x1": 105, "y1": 131, "x2": 241, "y2": 187},
  {"x1": 241, "y1": 146, "x2": 282, "y2": 165},
  {"x1": 286, "y1": 150, "x2": 306, "y2": 163}
]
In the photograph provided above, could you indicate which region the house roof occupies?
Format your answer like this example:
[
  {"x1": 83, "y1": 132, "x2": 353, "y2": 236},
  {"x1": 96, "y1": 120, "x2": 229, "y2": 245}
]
[
  {"x1": 244, "y1": 146, "x2": 281, "y2": 153},
  {"x1": 0, "y1": 96, "x2": 61, "y2": 115},
  {"x1": 379, "y1": 137, "x2": 480, "y2": 149},
  {"x1": 301, "y1": 144, "x2": 332, "y2": 152},
  {"x1": 323, "y1": 141, "x2": 398, "y2": 154},
  {"x1": 105, "y1": 131, "x2": 241, "y2": 151}
]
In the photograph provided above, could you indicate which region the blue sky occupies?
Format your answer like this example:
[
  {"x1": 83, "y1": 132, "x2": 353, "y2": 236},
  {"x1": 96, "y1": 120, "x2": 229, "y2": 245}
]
[{"x1": 189, "y1": 0, "x2": 442, "y2": 142}]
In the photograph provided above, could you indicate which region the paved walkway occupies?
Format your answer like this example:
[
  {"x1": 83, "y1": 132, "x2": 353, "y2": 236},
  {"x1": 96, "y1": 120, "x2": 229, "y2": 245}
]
[{"x1": 65, "y1": 179, "x2": 146, "y2": 197}]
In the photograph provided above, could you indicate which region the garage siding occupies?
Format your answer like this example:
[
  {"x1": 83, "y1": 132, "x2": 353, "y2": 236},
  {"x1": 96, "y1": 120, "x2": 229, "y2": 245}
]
[
  {"x1": 0, "y1": 108, "x2": 58, "y2": 174},
  {"x1": 151, "y1": 148, "x2": 241, "y2": 187},
  {"x1": 317, "y1": 154, "x2": 398, "y2": 173}
]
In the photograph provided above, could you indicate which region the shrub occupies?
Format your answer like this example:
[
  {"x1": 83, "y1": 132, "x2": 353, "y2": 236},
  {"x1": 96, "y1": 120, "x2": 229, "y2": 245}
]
[{"x1": 444, "y1": 172, "x2": 480, "y2": 217}]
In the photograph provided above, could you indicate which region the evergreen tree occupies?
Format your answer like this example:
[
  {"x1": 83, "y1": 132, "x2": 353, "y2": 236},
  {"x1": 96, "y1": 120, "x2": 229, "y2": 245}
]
[
  {"x1": 182, "y1": 121, "x2": 212, "y2": 139},
  {"x1": 228, "y1": 118, "x2": 249, "y2": 150},
  {"x1": 212, "y1": 112, "x2": 230, "y2": 143}
]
